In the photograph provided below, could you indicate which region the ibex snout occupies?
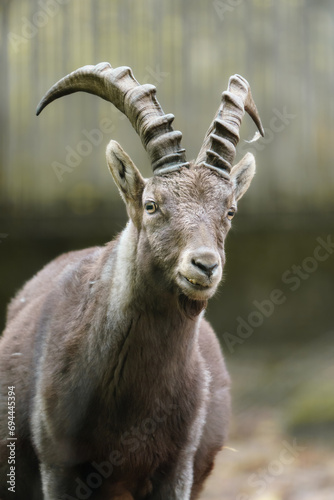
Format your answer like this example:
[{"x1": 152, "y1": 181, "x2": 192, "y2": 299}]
[
  {"x1": 177, "y1": 246, "x2": 222, "y2": 300},
  {"x1": 191, "y1": 248, "x2": 219, "y2": 278}
]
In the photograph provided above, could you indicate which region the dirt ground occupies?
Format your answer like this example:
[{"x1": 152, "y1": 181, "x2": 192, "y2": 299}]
[{"x1": 201, "y1": 333, "x2": 334, "y2": 500}]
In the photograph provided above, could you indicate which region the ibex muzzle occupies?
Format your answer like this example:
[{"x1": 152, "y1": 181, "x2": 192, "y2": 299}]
[{"x1": 179, "y1": 244, "x2": 221, "y2": 289}]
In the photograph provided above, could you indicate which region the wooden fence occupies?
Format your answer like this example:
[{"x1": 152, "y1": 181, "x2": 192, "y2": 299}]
[{"x1": 1, "y1": 0, "x2": 333, "y2": 215}]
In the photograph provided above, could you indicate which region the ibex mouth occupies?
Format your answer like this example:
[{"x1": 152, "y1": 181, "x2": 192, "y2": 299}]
[
  {"x1": 177, "y1": 274, "x2": 215, "y2": 299},
  {"x1": 183, "y1": 276, "x2": 210, "y2": 290}
]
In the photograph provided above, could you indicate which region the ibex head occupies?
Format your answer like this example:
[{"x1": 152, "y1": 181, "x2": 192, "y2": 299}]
[{"x1": 37, "y1": 63, "x2": 264, "y2": 310}]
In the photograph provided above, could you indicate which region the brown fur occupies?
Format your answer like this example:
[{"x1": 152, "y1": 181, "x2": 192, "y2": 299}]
[{"x1": 0, "y1": 153, "x2": 256, "y2": 499}]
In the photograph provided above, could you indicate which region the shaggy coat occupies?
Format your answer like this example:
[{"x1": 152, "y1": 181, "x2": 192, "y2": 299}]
[{"x1": 0, "y1": 142, "x2": 256, "y2": 499}]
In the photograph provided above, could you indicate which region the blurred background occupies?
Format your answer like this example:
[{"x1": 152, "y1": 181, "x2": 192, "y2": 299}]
[{"x1": 0, "y1": 0, "x2": 333, "y2": 498}]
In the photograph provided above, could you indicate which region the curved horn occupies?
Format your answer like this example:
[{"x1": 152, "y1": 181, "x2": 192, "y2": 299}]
[
  {"x1": 196, "y1": 74, "x2": 264, "y2": 179},
  {"x1": 36, "y1": 62, "x2": 189, "y2": 175}
]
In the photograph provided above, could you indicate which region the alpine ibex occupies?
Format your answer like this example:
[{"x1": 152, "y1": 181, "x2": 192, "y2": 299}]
[{"x1": 0, "y1": 62, "x2": 264, "y2": 500}]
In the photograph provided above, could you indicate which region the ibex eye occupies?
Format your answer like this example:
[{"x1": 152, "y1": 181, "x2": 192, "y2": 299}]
[
  {"x1": 227, "y1": 209, "x2": 236, "y2": 220},
  {"x1": 145, "y1": 201, "x2": 158, "y2": 214}
]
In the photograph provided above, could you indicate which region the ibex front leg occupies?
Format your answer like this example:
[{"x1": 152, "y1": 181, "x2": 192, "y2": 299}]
[
  {"x1": 40, "y1": 463, "x2": 80, "y2": 500},
  {"x1": 150, "y1": 398, "x2": 209, "y2": 500},
  {"x1": 149, "y1": 455, "x2": 194, "y2": 500}
]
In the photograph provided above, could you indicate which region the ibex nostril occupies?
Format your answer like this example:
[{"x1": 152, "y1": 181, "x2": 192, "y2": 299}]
[{"x1": 192, "y1": 258, "x2": 219, "y2": 278}]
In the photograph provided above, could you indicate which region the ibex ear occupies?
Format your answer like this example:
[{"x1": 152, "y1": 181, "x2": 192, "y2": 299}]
[
  {"x1": 230, "y1": 152, "x2": 256, "y2": 201},
  {"x1": 106, "y1": 140, "x2": 145, "y2": 224}
]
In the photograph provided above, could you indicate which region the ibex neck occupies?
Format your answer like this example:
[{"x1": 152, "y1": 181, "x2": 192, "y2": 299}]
[
  {"x1": 91, "y1": 220, "x2": 203, "y2": 415},
  {"x1": 106, "y1": 220, "x2": 180, "y2": 315}
]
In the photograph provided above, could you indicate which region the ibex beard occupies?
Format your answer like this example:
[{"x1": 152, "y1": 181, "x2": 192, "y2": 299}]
[{"x1": 0, "y1": 63, "x2": 264, "y2": 500}]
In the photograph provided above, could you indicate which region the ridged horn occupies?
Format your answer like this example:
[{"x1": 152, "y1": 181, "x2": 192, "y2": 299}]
[
  {"x1": 36, "y1": 62, "x2": 189, "y2": 175},
  {"x1": 196, "y1": 74, "x2": 264, "y2": 179}
]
